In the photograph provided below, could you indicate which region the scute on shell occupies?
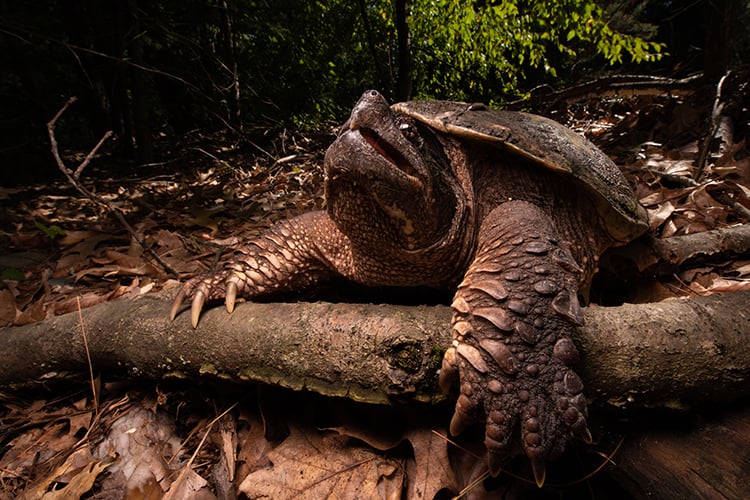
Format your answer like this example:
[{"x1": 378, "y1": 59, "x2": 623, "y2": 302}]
[{"x1": 392, "y1": 99, "x2": 648, "y2": 242}]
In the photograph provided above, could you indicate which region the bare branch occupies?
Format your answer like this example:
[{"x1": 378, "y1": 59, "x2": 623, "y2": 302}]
[
  {"x1": 1, "y1": 292, "x2": 748, "y2": 411},
  {"x1": 46, "y1": 98, "x2": 179, "y2": 278}
]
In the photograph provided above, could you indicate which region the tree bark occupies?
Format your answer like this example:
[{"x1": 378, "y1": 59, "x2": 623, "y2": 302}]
[
  {"x1": 394, "y1": 0, "x2": 412, "y2": 102},
  {"x1": 1, "y1": 291, "x2": 748, "y2": 410},
  {"x1": 601, "y1": 223, "x2": 750, "y2": 277},
  {"x1": 219, "y1": 0, "x2": 241, "y2": 128}
]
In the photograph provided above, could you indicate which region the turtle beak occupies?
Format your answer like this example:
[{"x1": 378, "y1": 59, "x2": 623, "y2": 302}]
[
  {"x1": 348, "y1": 89, "x2": 390, "y2": 130},
  {"x1": 340, "y1": 90, "x2": 424, "y2": 186}
]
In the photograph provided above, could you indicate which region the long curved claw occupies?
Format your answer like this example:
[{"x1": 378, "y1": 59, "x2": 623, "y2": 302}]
[
  {"x1": 530, "y1": 457, "x2": 546, "y2": 488},
  {"x1": 225, "y1": 281, "x2": 238, "y2": 314},
  {"x1": 577, "y1": 425, "x2": 593, "y2": 444},
  {"x1": 190, "y1": 290, "x2": 206, "y2": 328},
  {"x1": 439, "y1": 346, "x2": 459, "y2": 393},
  {"x1": 170, "y1": 287, "x2": 186, "y2": 321}
]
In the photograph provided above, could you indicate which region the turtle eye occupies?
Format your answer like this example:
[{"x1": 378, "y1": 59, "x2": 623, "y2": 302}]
[{"x1": 398, "y1": 118, "x2": 422, "y2": 146}]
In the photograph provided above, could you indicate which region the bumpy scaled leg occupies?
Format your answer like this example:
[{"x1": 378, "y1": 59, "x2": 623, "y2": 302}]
[
  {"x1": 439, "y1": 201, "x2": 592, "y2": 487},
  {"x1": 171, "y1": 211, "x2": 347, "y2": 327}
]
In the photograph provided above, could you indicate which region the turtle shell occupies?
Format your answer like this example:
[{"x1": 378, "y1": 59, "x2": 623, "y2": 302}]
[{"x1": 392, "y1": 100, "x2": 648, "y2": 243}]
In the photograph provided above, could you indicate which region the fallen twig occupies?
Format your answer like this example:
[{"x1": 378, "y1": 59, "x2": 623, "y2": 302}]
[{"x1": 47, "y1": 97, "x2": 179, "y2": 278}]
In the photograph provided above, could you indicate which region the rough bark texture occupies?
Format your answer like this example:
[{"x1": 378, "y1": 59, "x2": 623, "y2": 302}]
[
  {"x1": 0, "y1": 291, "x2": 748, "y2": 410},
  {"x1": 603, "y1": 224, "x2": 750, "y2": 277}
]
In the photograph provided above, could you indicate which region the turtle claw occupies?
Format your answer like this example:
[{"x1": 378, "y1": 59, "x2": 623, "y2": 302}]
[
  {"x1": 439, "y1": 346, "x2": 460, "y2": 393},
  {"x1": 225, "y1": 281, "x2": 238, "y2": 313},
  {"x1": 170, "y1": 287, "x2": 186, "y2": 321},
  {"x1": 191, "y1": 290, "x2": 206, "y2": 328},
  {"x1": 487, "y1": 452, "x2": 504, "y2": 478},
  {"x1": 530, "y1": 457, "x2": 547, "y2": 488},
  {"x1": 578, "y1": 426, "x2": 593, "y2": 445},
  {"x1": 449, "y1": 394, "x2": 477, "y2": 436},
  {"x1": 170, "y1": 270, "x2": 236, "y2": 327}
]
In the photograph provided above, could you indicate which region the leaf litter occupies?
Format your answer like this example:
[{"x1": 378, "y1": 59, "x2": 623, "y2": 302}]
[{"x1": 1, "y1": 79, "x2": 749, "y2": 498}]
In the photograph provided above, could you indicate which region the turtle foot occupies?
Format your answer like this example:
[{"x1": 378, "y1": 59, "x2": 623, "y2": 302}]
[
  {"x1": 440, "y1": 201, "x2": 593, "y2": 485},
  {"x1": 170, "y1": 262, "x2": 253, "y2": 327}
]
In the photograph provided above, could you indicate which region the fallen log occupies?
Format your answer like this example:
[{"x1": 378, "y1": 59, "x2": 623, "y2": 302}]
[
  {"x1": 0, "y1": 290, "x2": 748, "y2": 410},
  {"x1": 600, "y1": 223, "x2": 750, "y2": 278}
]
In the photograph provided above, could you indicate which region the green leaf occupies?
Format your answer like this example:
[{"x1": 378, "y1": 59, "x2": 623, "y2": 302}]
[
  {"x1": 2, "y1": 268, "x2": 25, "y2": 281},
  {"x1": 34, "y1": 220, "x2": 65, "y2": 240}
]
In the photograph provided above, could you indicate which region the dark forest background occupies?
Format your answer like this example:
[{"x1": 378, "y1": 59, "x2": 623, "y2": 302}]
[{"x1": 0, "y1": 0, "x2": 747, "y2": 184}]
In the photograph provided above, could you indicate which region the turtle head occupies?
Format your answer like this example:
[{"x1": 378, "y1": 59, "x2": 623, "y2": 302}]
[{"x1": 324, "y1": 90, "x2": 459, "y2": 251}]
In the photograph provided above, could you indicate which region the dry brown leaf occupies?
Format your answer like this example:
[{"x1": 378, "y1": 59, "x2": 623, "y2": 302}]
[
  {"x1": 0, "y1": 422, "x2": 78, "y2": 475},
  {"x1": 162, "y1": 465, "x2": 212, "y2": 500},
  {"x1": 669, "y1": 210, "x2": 712, "y2": 235},
  {"x1": 58, "y1": 230, "x2": 107, "y2": 247},
  {"x1": 705, "y1": 278, "x2": 750, "y2": 293},
  {"x1": 405, "y1": 428, "x2": 458, "y2": 500},
  {"x1": 18, "y1": 448, "x2": 112, "y2": 500},
  {"x1": 93, "y1": 405, "x2": 184, "y2": 497},
  {"x1": 50, "y1": 292, "x2": 112, "y2": 316},
  {"x1": 646, "y1": 200, "x2": 675, "y2": 231},
  {"x1": 188, "y1": 203, "x2": 227, "y2": 233},
  {"x1": 55, "y1": 233, "x2": 117, "y2": 275},
  {"x1": 13, "y1": 295, "x2": 47, "y2": 326},
  {"x1": 217, "y1": 413, "x2": 237, "y2": 482},
  {"x1": 154, "y1": 229, "x2": 186, "y2": 251},
  {"x1": 73, "y1": 261, "x2": 156, "y2": 281},
  {"x1": 630, "y1": 279, "x2": 686, "y2": 302},
  {"x1": 41, "y1": 460, "x2": 112, "y2": 500},
  {"x1": 324, "y1": 423, "x2": 402, "y2": 452},
  {"x1": 0, "y1": 288, "x2": 17, "y2": 327},
  {"x1": 239, "y1": 424, "x2": 404, "y2": 500},
  {"x1": 236, "y1": 412, "x2": 274, "y2": 480},
  {"x1": 104, "y1": 249, "x2": 145, "y2": 269},
  {"x1": 68, "y1": 410, "x2": 94, "y2": 439},
  {"x1": 733, "y1": 263, "x2": 750, "y2": 278},
  {"x1": 732, "y1": 181, "x2": 750, "y2": 207}
]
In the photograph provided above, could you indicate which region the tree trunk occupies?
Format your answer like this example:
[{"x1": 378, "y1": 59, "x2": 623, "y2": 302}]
[
  {"x1": 394, "y1": 0, "x2": 412, "y2": 102},
  {"x1": 219, "y1": 0, "x2": 241, "y2": 128},
  {"x1": 127, "y1": 0, "x2": 153, "y2": 164},
  {"x1": 1, "y1": 291, "x2": 749, "y2": 411},
  {"x1": 357, "y1": 0, "x2": 391, "y2": 98},
  {"x1": 703, "y1": 0, "x2": 734, "y2": 79}
]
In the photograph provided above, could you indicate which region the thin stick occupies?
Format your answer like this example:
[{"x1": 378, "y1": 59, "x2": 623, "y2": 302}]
[
  {"x1": 76, "y1": 296, "x2": 99, "y2": 418},
  {"x1": 46, "y1": 97, "x2": 179, "y2": 278}
]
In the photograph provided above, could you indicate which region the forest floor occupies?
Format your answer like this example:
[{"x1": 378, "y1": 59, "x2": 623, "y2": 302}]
[{"x1": 0, "y1": 78, "x2": 749, "y2": 498}]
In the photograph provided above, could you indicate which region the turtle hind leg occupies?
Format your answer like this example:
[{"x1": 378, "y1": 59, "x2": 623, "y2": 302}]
[{"x1": 440, "y1": 200, "x2": 592, "y2": 486}]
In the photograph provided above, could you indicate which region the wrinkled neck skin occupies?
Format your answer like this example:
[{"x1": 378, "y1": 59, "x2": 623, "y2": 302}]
[{"x1": 323, "y1": 90, "x2": 473, "y2": 286}]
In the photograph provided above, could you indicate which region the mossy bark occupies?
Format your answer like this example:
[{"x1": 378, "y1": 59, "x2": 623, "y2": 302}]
[
  {"x1": 1, "y1": 291, "x2": 749, "y2": 410},
  {"x1": 0, "y1": 292, "x2": 750, "y2": 407}
]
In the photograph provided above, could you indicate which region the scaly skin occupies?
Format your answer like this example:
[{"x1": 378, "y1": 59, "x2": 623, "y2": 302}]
[
  {"x1": 170, "y1": 212, "x2": 351, "y2": 327},
  {"x1": 171, "y1": 90, "x2": 642, "y2": 486},
  {"x1": 439, "y1": 201, "x2": 591, "y2": 486}
]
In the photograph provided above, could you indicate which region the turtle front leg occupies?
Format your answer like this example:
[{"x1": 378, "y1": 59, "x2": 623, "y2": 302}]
[
  {"x1": 170, "y1": 211, "x2": 346, "y2": 327},
  {"x1": 440, "y1": 201, "x2": 592, "y2": 486}
]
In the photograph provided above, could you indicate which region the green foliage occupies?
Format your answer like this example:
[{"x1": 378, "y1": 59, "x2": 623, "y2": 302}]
[
  {"x1": 0, "y1": 0, "x2": 683, "y2": 164},
  {"x1": 34, "y1": 221, "x2": 65, "y2": 240},
  {"x1": 408, "y1": 0, "x2": 665, "y2": 101},
  {"x1": 1, "y1": 268, "x2": 26, "y2": 281}
]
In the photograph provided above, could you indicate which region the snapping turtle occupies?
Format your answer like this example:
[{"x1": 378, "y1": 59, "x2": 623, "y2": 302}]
[{"x1": 171, "y1": 90, "x2": 648, "y2": 485}]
